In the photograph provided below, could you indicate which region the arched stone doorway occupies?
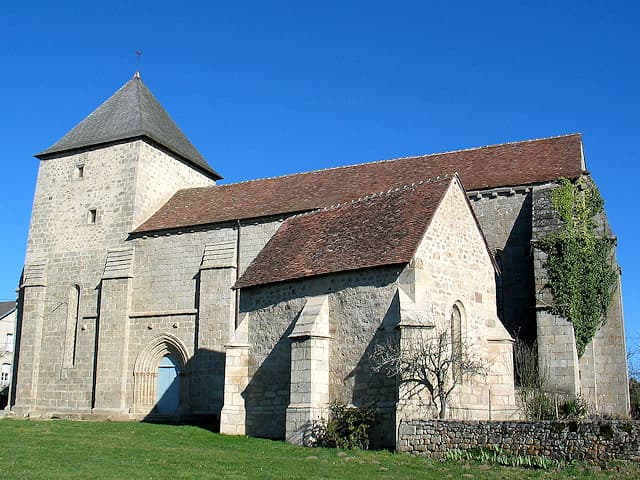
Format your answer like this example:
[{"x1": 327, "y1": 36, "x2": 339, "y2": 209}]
[{"x1": 133, "y1": 334, "x2": 189, "y2": 416}]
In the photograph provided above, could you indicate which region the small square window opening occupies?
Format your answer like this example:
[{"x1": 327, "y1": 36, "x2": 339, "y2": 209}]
[{"x1": 76, "y1": 164, "x2": 85, "y2": 179}]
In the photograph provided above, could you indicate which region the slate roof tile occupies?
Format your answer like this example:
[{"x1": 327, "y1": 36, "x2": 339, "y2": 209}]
[
  {"x1": 0, "y1": 301, "x2": 16, "y2": 319},
  {"x1": 37, "y1": 75, "x2": 221, "y2": 179}
]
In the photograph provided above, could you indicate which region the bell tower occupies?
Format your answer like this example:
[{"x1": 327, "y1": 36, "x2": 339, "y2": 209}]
[{"x1": 13, "y1": 75, "x2": 220, "y2": 416}]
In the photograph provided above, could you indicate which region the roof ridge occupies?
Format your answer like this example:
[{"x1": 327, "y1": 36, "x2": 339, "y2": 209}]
[
  {"x1": 286, "y1": 174, "x2": 453, "y2": 220},
  {"x1": 215, "y1": 133, "x2": 581, "y2": 189},
  {"x1": 135, "y1": 75, "x2": 144, "y2": 132}
]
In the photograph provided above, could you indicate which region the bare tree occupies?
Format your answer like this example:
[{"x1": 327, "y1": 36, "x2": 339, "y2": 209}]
[
  {"x1": 369, "y1": 329, "x2": 488, "y2": 419},
  {"x1": 627, "y1": 335, "x2": 640, "y2": 380},
  {"x1": 512, "y1": 338, "x2": 558, "y2": 420},
  {"x1": 627, "y1": 336, "x2": 640, "y2": 418}
]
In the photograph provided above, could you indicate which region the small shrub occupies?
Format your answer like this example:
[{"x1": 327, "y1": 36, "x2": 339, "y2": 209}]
[
  {"x1": 560, "y1": 395, "x2": 588, "y2": 419},
  {"x1": 599, "y1": 423, "x2": 614, "y2": 440},
  {"x1": 629, "y1": 379, "x2": 640, "y2": 418},
  {"x1": 621, "y1": 422, "x2": 633, "y2": 434},
  {"x1": 312, "y1": 403, "x2": 378, "y2": 450},
  {"x1": 519, "y1": 389, "x2": 556, "y2": 420}
]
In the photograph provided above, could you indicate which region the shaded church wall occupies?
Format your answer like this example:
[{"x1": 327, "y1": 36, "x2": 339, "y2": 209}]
[
  {"x1": 238, "y1": 267, "x2": 401, "y2": 445},
  {"x1": 128, "y1": 216, "x2": 285, "y2": 418},
  {"x1": 530, "y1": 184, "x2": 581, "y2": 397},
  {"x1": 468, "y1": 188, "x2": 535, "y2": 340}
]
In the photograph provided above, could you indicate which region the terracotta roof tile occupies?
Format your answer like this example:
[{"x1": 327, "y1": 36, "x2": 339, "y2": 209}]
[
  {"x1": 234, "y1": 177, "x2": 453, "y2": 288},
  {"x1": 135, "y1": 134, "x2": 583, "y2": 233}
]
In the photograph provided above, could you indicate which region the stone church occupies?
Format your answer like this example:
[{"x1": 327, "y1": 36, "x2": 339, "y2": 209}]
[{"x1": 10, "y1": 75, "x2": 628, "y2": 447}]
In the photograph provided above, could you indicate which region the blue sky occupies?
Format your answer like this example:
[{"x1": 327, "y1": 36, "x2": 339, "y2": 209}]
[{"x1": 1, "y1": 1, "x2": 638, "y2": 339}]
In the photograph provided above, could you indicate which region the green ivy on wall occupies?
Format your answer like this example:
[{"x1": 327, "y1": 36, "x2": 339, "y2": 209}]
[{"x1": 538, "y1": 178, "x2": 617, "y2": 356}]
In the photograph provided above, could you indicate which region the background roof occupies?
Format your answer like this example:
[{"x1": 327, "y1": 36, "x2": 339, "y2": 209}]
[
  {"x1": 0, "y1": 302, "x2": 16, "y2": 320},
  {"x1": 136, "y1": 134, "x2": 582, "y2": 232}
]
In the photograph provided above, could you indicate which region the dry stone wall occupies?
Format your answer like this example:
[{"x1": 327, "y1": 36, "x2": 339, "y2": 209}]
[{"x1": 398, "y1": 419, "x2": 640, "y2": 462}]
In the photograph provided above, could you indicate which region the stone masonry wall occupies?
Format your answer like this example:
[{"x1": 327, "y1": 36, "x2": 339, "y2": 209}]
[
  {"x1": 15, "y1": 141, "x2": 218, "y2": 416},
  {"x1": 531, "y1": 180, "x2": 629, "y2": 414},
  {"x1": 127, "y1": 215, "x2": 285, "y2": 418},
  {"x1": 131, "y1": 227, "x2": 232, "y2": 313},
  {"x1": 133, "y1": 141, "x2": 214, "y2": 228},
  {"x1": 398, "y1": 419, "x2": 640, "y2": 462},
  {"x1": 18, "y1": 143, "x2": 143, "y2": 414},
  {"x1": 238, "y1": 219, "x2": 286, "y2": 274},
  {"x1": 130, "y1": 216, "x2": 285, "y2": 316},
  {"x1": 238, "y1": 267, "x2": 401, "y2": 446},
  {"x1": 26, "y1": 144, "x2": 137, "y2": 259},
  {"x1": 588, "y1": 277, "x2": 629, "y2": 414},
  {"x1": 469, "y1": 188, "x2": 535, "y2": 340},
  {"x1": 405, "y1": 178, "x2": 517, "y2": 421}
]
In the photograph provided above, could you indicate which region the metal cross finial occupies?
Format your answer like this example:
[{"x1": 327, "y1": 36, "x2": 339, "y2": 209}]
[{"x1": 135, "y1": 50, "x2": 143, "y2": 78}]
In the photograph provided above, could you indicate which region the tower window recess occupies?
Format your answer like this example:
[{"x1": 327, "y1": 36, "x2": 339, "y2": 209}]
[
  {"x1": 88, "y1": 209, "x2": 97, "y2": 224},
  {"x1": 75, "y1": 164, "x2": 85, "y2": 179}
]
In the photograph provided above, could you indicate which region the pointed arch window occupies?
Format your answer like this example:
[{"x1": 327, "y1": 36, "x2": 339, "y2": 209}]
[
  {"x1": 63, "y1": 285, "x2": 80, "y2": 368},
  {"x1": 450, "y1": 304, "x2": 463, "y2": 382}
]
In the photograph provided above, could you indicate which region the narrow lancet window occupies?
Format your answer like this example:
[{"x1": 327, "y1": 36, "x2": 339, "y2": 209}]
[
  {"x1": 451, "y1": 304, "x2": 463, "y2": 382},
  {"x1": 63, "y1": 285, "x2": 80, "y2": 368}
]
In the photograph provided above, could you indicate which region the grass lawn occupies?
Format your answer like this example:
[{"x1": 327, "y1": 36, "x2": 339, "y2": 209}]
[{"x1": 0, "y1": 419, "x2": 638, "y2": 479}]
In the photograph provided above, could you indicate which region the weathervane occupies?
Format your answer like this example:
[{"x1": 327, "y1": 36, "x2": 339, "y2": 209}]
[{"x1": 135, "y1": 50, "x2": 143, "y2": 78}]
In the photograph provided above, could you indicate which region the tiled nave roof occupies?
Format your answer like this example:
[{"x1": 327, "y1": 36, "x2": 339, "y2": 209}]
[{"x1": 135, "y1": 134, "x2": 584, "y2": 233}]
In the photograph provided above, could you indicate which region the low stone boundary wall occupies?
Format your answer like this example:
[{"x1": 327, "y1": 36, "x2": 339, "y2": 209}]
[{"x1": 398, "y1": 420, "x2": 640, "y2": 462}]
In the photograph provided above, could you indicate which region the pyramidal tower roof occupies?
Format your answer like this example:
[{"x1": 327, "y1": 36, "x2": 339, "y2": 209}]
[{"x1": 37, "y1": 74, "x2": 222, "y2": 179}]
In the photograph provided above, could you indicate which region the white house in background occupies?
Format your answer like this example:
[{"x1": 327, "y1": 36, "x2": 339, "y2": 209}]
[{"x1": 0, "y1": 301, "x2": 16, "y2": 409}]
